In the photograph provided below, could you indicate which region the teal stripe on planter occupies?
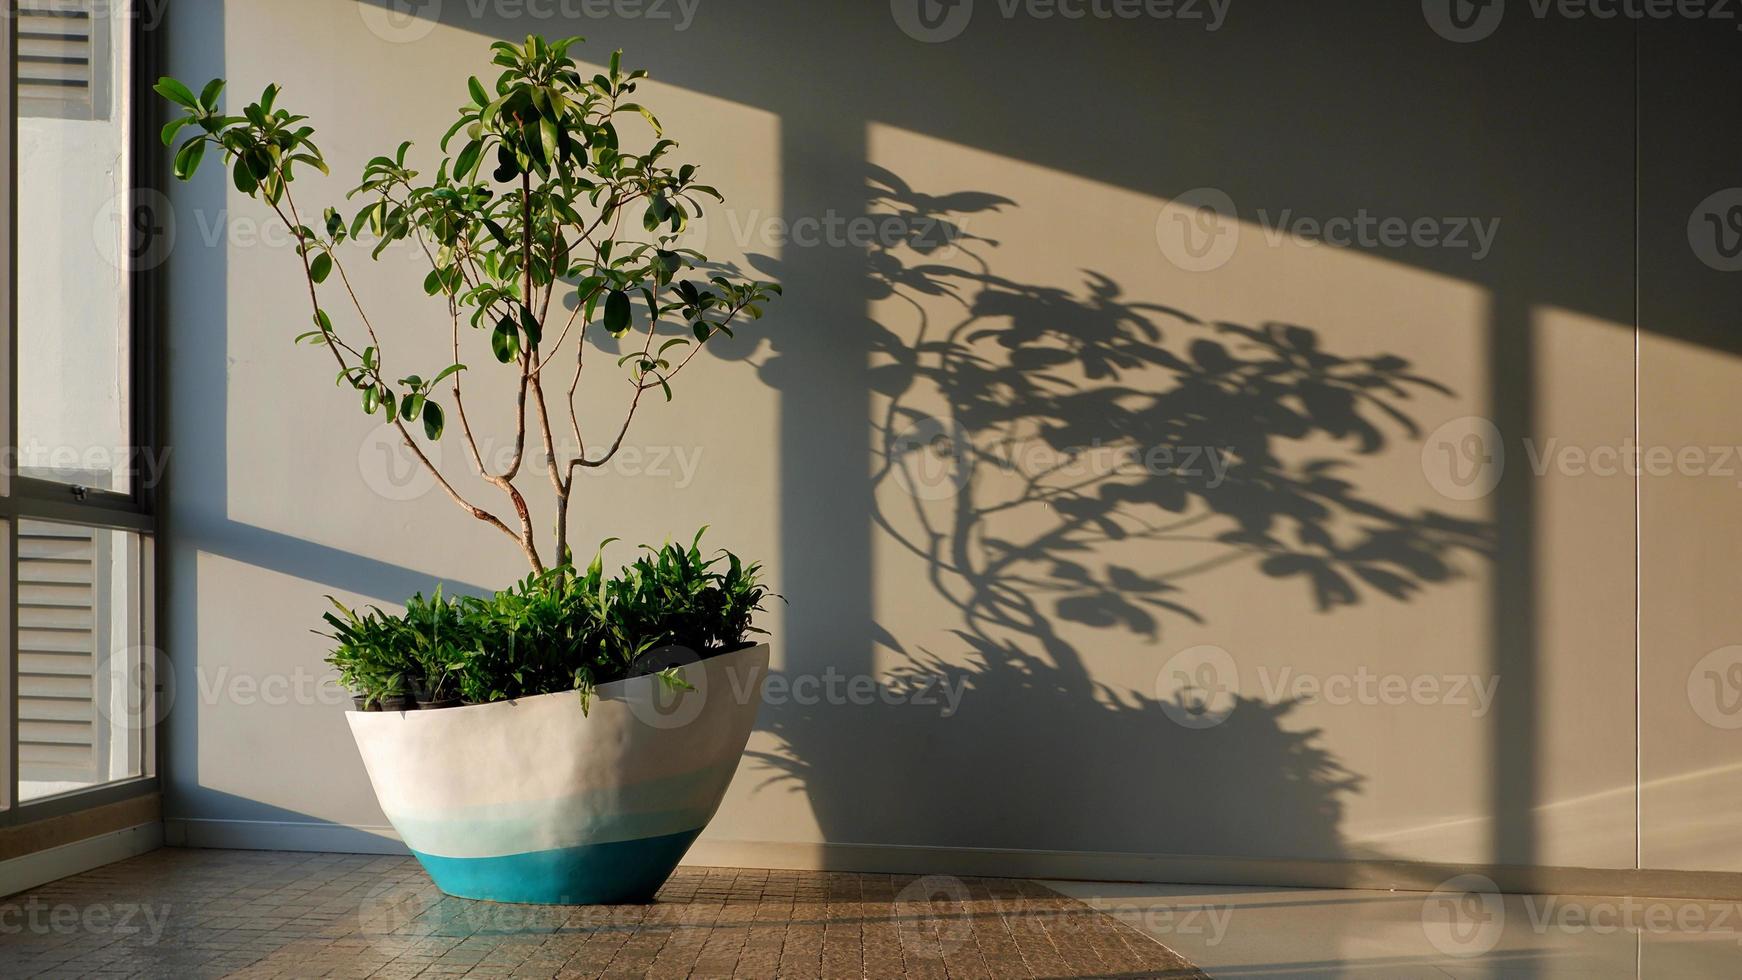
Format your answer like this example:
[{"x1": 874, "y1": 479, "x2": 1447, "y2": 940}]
[
  {"x1": 382, "y1": 758, "x2": 740, "y2": 858},
  {"x1": 388, "y1": 802, "x2": 718, "y2": 860},
  {"x1": 410, "y1": 828, "x2": 703, "y2": 905}
]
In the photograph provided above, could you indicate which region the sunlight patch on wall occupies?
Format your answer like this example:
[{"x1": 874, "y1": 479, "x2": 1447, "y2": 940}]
[
  {"x1": 863, "y1": 121, "x2": 1505, "y2": 864},
  {"x1": 1522, "y1": 305, "x2": 1637, "y2": 869},
  {"x1": 1639, "y1": 321, "x2": 1742, "y2": 872}
]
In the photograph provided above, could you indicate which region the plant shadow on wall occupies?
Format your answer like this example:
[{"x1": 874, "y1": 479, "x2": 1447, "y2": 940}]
[{"x1": 745, "y1": 167, "x2": 1496, "y2": 862}]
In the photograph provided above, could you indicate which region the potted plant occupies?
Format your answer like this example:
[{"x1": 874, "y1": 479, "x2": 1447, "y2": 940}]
[
  {"x1": 159, "y1": 34, "x2": 782, "y2": 904},
  {"x1": 320, "y1": 600, "x2": 413, "y2": 712}
]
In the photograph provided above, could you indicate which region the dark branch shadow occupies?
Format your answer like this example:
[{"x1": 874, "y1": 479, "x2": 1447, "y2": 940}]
[{"x1": 746, "y1": 166, "x2": 1495, "y2": 865}]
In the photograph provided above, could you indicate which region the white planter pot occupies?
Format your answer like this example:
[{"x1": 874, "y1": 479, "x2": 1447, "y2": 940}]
[{"x1": 346, "y1": 642, "x2": 769, "y2": 904}]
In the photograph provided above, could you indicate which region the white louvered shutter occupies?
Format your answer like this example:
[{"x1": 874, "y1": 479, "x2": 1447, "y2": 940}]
[
  {"x1": 17, "y1": 2, "x2": 112, "y2": 120},
  {"x1": 17, "y1": 520, "x2": 104, "y2": 782}
]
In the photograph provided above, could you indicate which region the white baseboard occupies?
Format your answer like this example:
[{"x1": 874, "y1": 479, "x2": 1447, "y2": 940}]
[
  {"x1": 158, "y1": 820, "x2": 1742, "y2": 901},
  {"x1": 0, "y1": 823, "x2": 163, "y2": 898},
  {"x1": 687, "y1": 840, "x2": 1742, "y2": 901},
  {"x1": 163, "y1": 817, "x2": 407, "y2": 854}
]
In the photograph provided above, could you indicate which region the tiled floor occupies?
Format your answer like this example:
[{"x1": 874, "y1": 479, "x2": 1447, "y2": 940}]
[
  {"x1": 1049, "y1": 880, "x2": 1742, "y2": 978},
  {"x1": 0, "y1": 848, "x2": 1204, "y2": 978}
]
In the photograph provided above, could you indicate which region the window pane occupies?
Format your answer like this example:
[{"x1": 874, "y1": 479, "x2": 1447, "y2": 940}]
[
  {"x1": 17, "y1": 520, "x2": 151, "y2": 802},
  {"x1": 15, "y1": 0, "x2": 133, "y2": 492}
]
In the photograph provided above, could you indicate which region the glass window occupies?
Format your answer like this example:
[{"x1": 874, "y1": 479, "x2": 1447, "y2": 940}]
[
  {"x1": 16, "y1": 0, "x2": 133, "y2": 493},
  {"x1": 5, "y1": 0, "x2": 156, "y2": 813},
  {"x1": 17, "y1": 521, "x2": 150, "y2": 802}
]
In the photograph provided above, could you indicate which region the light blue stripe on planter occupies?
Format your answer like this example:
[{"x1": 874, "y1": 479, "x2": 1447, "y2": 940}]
[
  {"x1": 384, "y1": 759, "x2": 738, "y2": 858},
  {"x1": 410, "y1": 828, "x2": 703, "y2": 905}
]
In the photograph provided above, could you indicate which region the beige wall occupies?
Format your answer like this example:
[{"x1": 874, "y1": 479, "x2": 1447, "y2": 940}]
[
  {"x1": 1638, "y1": 20, "x2": 1742, "y2": 874},
  {"x1": 159, "y1": 1, "x2": 1742, "y2": 882}
]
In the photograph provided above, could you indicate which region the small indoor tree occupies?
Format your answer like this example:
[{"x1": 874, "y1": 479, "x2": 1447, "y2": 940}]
[
  {"x1": 158, "y1": 34, "x2": 780, "y2": 575},
  {"x1": 158, "y1": 43, "x2": 781, "y2": 899}
]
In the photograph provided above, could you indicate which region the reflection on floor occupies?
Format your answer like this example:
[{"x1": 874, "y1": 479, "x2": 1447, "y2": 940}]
[
  {"x1": 1046, "y1": 880, "x2": 1742, "y2": 979},
  {"x1": 0, "y1": 848, "x2": 1205, "y2": 978}
]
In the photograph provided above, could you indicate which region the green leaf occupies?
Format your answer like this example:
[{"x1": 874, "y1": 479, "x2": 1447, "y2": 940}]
[
  {"x1": 245, "y1": 147, "x2": 273, "y2": 181},
  {"x1": 153, "y1": 77, "x2": 199, "y2": 110},
  {"x1": 519, "y1": 305, "x2": 542, "y2": 346},
  {"x1": 290, "y1": 153, "x2": 329, "y2": 175},
  {"x1": 199, "y1": 78, "x2": 226, "y2": 111},
  {"x1": 172, "y1": 138, "x2": 206, "y2": 180},
  {"x1": 232, "y1": 157, "x2": 259, "y2": 195},
  {"x1": 493, "y1": 145, "x2": 520, "y2": 183},
  {"x1": 161, "y1": 116, "x2": 195, "y2": 147},
  {"x1": 454, "y1": 139, "x2": 483, "y2": 180},
  {"x1": 423, "y1": 401, "x2": 445, "y2": 440},
  {"x1": 440, "y1": 114, "x2": 472, "y2": 152},
  {"x1": 618, "y1": 103, "x2": 662, "y2": 136},
  {"x1": 572, "y1": 280, "x2": 604, "y2": 319},
  {"x1": 603, "y1": 289, "x2": 631, "y2": 336},
  {"x1": 492, "y1": 318, "x2": 519, "y2": 362},
  {"x1": 310, "y1": 252, "x2": 333, "y2": 284},
  {"x1": 423, "y1": 268, "x2": 444, "y2": 296},
  {"x1": 539, "y1": 117, "x2": 560, "y2": 172},
  {"x1": 468, "y1": 75, "x2": 489, "y2": 107},
  {"x1": 431, "y1": 363, "x2": 466, "y2": 386}
]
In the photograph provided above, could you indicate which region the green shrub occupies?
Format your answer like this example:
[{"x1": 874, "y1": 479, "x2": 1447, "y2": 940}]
[
  {"x1": 321, "y1": 603, "x2": 413, "y2": 709},
  {"x1": 321, "y1": 528, "x2": 772, "y2": 710}
]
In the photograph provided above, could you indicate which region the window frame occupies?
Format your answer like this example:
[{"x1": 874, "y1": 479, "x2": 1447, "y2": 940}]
[{"x1": 1, "y1": 0, "x2": 161, "y2": 825}]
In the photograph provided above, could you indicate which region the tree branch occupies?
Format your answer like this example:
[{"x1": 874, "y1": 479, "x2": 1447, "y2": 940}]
[{"x1": 269, "y1": 175, "x2": 534, "y2": 567}]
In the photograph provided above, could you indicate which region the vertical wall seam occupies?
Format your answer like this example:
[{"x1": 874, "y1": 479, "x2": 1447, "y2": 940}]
[{"x1": 1633, "y1": 15, "x2": 1645, "y2": 874}]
